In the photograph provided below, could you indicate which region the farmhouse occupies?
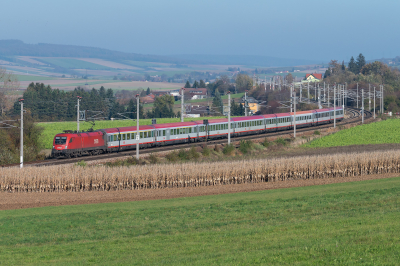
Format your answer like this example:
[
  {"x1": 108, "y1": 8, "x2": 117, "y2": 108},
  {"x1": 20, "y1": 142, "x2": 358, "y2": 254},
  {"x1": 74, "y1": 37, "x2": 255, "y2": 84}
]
[{"x1": 303, "y1": 73, "x2": 322, "y2": 83}]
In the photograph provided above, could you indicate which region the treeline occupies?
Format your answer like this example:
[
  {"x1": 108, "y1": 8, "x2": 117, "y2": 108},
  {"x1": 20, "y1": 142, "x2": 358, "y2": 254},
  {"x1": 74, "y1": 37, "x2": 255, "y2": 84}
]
[
  {"x1": 12, "y1": 83, "x2": 182, "y2": 122},
  {"x1": 13, "y1": 83, "x2": 126, "y2": 122},
  {"x1": 323, "y1": 54, "x2": 400, "y2": 112}
]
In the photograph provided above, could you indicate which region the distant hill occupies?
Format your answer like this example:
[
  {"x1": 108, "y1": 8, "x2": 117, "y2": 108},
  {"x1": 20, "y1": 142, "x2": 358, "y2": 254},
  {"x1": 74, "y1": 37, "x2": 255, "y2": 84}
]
[
  {"x1": 0, "y1": 39, "x2": 319, "y2": 67},
  {"x1": 171, "y1": 54, "x2": 320, "y2": 67},
  {"x1": 0, "y1": 40, "x2": 185, "y2": 64}
]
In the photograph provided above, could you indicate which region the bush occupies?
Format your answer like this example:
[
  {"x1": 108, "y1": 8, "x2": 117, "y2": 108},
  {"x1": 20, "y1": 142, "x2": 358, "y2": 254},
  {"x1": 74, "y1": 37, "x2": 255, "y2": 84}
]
[
  {"x1": 275, "y1": 138, "x2": 287, "y2": 146},
  {"x1": 166, "y1": 151, "x2": 179, "y2": 162},
  {"x1": 188, "y1": 146, "x2": 200, "y2": 160},
  {"x1": 148, "y1": 153, "x2": 158, "y2": 164},
  {"x1": 178, "y1": 149, "x2": 188, "y2": 160},
  {"x1": 222, "y1": 144, "x2": 235, "y2": 155},
  {"x1": 76, "y1": 160, "x2": 87, "y2": 167},
  {"x1": 239, "y1": 140, "x2": 254, "y2": 154},
  {"x1": 261, "y1": 138, "x2": 270, "y2": 147},
  {"x1": 202, "y1": 146, "x2": 211, "y2": 156},
  {"x1": 314, "y1": 130, "x2": 321, "y2": 135}
]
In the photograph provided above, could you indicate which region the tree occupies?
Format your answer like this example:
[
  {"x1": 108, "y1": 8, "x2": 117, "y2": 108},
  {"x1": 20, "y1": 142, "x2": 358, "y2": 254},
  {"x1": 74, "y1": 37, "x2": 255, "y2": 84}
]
[
  {"x1": 199, "y1": 80, "x2": 206, "y2": 88},
  {"x1": 192, "y1": 80, "x2": 199, "y2": 88},
  {"x1": 152, "y1": 94, "x2": 175, "y2": 118},
  {"x1": 285, "y1": 73, "x2": 294, "y2": 84},
  {"x1": 356, "y1": 53, "x2": 366, "y2": 73},
  {"x1": 324, "y1": 68, "x2": 331, "y2": 78},
  {"x1": 341, "y1": 61, "x2": 346, "y2": 71},
  {"x1": 184, "y1": 81, "x2": 191, "y2": 88},
  {"x1": 146, "y1": 87, "x2": 151, "y2": 95},
  {"x1": 235, "y1": 74, "x2": 252, "y2": 92},
  {"x1": 212, "y1": 89, "x2": 223, "y2": 115},
  {"x1": 126, "y1": 98, "x2": 144, "y2": 119},
  {"x1": 348, "y1": 56, "x2": 357, "y2": 74},
  {"x1": 231, "y1": 99, "x2": 244, "y2": 116}
]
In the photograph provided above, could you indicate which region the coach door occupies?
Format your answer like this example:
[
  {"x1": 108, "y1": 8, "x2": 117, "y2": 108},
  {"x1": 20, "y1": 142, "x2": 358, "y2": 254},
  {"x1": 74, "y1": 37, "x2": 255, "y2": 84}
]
[{"x1": 166, "y1": 129, "x2": 170, "y2": 140}]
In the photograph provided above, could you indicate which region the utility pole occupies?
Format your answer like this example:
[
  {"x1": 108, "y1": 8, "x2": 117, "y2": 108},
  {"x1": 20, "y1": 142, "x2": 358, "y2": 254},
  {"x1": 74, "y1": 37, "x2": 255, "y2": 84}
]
[
  {"x1": 318, "y1": 83, "x2": 321, "y2": 109},
  {"x1": 307, "y1": 81, "x2": 310, "y2": 103},
  {"x1": 324, "y1": 82, "x2": 326, "y2": 104},
  {"x1": 19, "y1": 99, "x2": 24, "y2": 169},
  {"x1": 374, "y1": 87, "x2": 376, "y2": 119},
  {"x1": 77, "y1": 96, "x2": 81, "y2": 132},
  {"x1": 356, "y1": 83, "x2": 359, "y2": 109},
  {"x1": 245, "y1": 90, "x2": 248, "y2": 116},
  {"x1": 369, "y1": 83, "x2": 371, "y2": 111},
  {"x1": 181, "y1": 88, "x2": 185, "y2": 122},
  {"x1": 299, "y1": 83, "x2": 302, "y2": 102},
  {"x1": 314, "y1": 83, "x2": 317, "y2": 102},
  {"x1": 290, "y1": 85, "x2": 293, "y2": 112},
  {"x1": 362, "y1": 89, "x2": 364, "y2": 124},
  {"x1": 136, "y1": 94, "x2": 140, "y2": 160},
  {"x1": 293, "y1": 86, "x2": 296, "y2": 138},
  {"x1": 228, "y1": 92, "x2": 231, "y2": 145},
  {"x1": 342, "y1": 84, "x2": 345, "y2": 110},
  {"x1": 334, "y1": 85, "x2": 336, "y2": 129},
  {"x1": 327, "y1": 84, "x2": 330, "y2": 107}
]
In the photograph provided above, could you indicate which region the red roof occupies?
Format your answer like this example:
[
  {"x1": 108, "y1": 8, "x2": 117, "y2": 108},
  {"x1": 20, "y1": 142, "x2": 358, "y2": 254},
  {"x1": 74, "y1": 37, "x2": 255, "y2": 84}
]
[
  {"x1": 232, "y1": 115, "x2": 264, "y2": 122},
  {"x1": 153, "y1": 122, "x2": 197, "y2": 129},
  {"x1": 306, "y1": 73, "x2": 322, "y2": 80},
  {"x1": 103, "y1": 125, "x2": 154, "y2": 134},
  {"x1": 275, "y1": 113, "x2": 291, "y2": 117}
]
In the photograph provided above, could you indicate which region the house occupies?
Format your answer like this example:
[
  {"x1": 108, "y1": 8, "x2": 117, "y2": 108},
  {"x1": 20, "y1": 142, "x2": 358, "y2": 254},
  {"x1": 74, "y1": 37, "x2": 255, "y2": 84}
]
[
  {"x1": 188, "y1": 88, "x2": 208, "y2": 99},
  {"x1": 185, "y1": 105, "x2": 209, "y2": 116},
  {"x1": 240, "y1": 96, "x2": 260, "y2": 115},
  {"x1": 140, "y1": 96, "x2": 155, "y2": 104},
  {"x1": 302, "y1": 73, "x2": 322, "y2": 83}
]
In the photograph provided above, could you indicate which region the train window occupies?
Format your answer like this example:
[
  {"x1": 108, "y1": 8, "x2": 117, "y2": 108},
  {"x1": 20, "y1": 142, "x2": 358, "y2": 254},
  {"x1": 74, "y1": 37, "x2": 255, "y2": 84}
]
[
  {"x1": 140, "y1": 132, "x2": 143, "y2": 139},
  {"x1": 163, "y1": 130, "x2": 166, "y2": 136},
  {"x1": 122, "y1": 134, "x2": 126, "y2": 140},
  {"x1": 127, "y1": 133, "x2": 131, "y2": 140}
]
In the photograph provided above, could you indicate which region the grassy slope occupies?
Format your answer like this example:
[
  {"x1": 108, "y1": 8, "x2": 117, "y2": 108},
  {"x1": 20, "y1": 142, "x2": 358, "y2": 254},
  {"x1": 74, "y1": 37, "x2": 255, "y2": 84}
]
[
  {"x1": 1, "y1": 177, "x2": 399, "y2": 265},
  {"x1": 38, "y1": 116, "x2": 228, "y2": 149},
  {"x1": 304, "y1": 119, "x2": 400, "y2": 148},
  {"x1": 38, "y1": 58, "x2": 111, "y2": 70}
]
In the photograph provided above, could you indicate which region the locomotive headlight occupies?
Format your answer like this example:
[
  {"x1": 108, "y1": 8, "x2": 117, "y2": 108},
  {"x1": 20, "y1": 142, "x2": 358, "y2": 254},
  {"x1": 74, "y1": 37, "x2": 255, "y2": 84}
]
[
  {"x1": 65, "y1": 146, "x2": 68, "y2": 149},
  {"x1": 53, "y1": 146, "x2": 55, "y2": 149}
]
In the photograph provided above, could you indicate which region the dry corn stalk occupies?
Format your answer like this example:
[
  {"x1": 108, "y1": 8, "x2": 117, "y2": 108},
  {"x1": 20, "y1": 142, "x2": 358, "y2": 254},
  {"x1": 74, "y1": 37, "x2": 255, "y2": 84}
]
[{"x1": 1, "y1": 150, "x2": 400, "y2": 192}]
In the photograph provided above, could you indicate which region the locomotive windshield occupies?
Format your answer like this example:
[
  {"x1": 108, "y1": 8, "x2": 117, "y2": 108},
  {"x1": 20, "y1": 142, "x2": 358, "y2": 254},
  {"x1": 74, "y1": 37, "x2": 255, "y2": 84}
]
[{"x1": 55, "y1": 136, "x2": 67, "y2": 145}]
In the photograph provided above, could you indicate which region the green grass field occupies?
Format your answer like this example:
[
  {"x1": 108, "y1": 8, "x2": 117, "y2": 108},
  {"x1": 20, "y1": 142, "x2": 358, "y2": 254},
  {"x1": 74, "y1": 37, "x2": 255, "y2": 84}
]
[
  {"x1": 14, "y1": 75, "x2": 57, "y2": 81},
  {"x1": 1, "y1": 177, "x2": 399, "y2": 265},
  {"x1": 38, "y1": 116, "x2": 228, "y2": 149},
  {"x1": 38, "y1": 58, "x2": 111, "y2": 70},
  {"x1": 304, "y1": 119, "x2": 400, "y2": 148}
]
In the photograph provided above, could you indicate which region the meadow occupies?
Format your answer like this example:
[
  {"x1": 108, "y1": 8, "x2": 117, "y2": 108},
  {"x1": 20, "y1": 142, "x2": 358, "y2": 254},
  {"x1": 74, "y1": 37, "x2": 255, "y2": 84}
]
[
  {"x1": 37, "y1": 58, "x2": 112, "y2": 70},
  {"x1": 0, "y1": 176, "x2": 399, "y2": 264},
  {"x1": 38, "y1": 117, "x2": 227, "y2": 149},
  {"x1": 304, "y1": 119, "x2": 400, "y2": 148}
]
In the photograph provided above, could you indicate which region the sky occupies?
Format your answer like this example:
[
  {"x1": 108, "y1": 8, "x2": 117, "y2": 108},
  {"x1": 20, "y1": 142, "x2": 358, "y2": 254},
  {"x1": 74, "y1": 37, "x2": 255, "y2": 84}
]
[{"x1": 2, "y1": 0, "x2": 400, "y2": 62}]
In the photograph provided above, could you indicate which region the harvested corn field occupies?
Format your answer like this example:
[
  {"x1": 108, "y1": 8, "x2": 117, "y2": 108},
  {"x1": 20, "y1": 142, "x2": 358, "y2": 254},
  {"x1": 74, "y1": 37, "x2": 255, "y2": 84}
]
[{"x1": 2, "y1": 150, "x2": 400, "y2": 193}]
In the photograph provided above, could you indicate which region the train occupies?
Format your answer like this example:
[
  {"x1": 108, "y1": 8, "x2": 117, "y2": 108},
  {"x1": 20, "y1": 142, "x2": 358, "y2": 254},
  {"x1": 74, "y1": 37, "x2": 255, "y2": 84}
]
[{"x1": 51, "y1": 107, "x2": 344, "y2": 158}]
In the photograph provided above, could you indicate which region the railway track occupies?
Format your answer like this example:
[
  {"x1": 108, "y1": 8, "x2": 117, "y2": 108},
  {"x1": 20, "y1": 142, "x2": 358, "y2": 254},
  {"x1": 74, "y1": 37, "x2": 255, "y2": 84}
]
[{"x1": 2, "y1": 108, "x2": 374, "y2": 168}]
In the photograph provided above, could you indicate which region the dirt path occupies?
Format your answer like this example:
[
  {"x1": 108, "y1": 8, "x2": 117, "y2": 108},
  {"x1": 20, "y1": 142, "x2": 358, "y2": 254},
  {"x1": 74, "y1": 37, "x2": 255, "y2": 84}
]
[{"x1": 0, "y1": 173, "x2": 398, "y2": 211}]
